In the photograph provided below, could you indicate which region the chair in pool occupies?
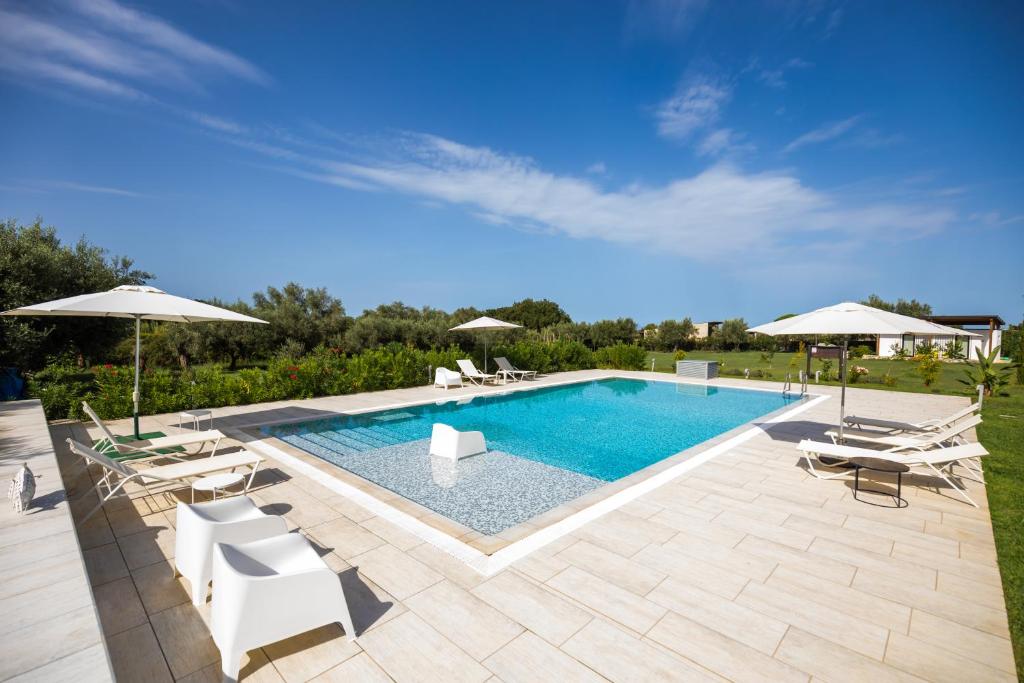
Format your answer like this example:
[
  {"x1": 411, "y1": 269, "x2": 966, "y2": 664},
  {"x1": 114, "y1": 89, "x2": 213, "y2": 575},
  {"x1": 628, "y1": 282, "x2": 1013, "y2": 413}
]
[
  {"x1": 67, "y1": 439, "x2": 263, "y2": 524},
  {"x1": 174, "y1": 496, "x2": 288, "y2": 605},
  {"x1": 83, "y1": 400, "x2": 224, "y2": 461},
  {"x1": 797, "y1": 440, "x2": 989, "y2": 506},
  {"x1": 456, "y1": 359, "x2": 498, "y2": 385},
  {"x1": 429, "y1": 423, "x2": 486, "y2": 460},
  {"x1": 494, "y1": 356, "x2": 537, "y2": 382},
  {"x1": 211, "y1": 533, "x2": 356, "y2": 681},
  {"x1": 843, "y1": 402, "x2": 980, "y2": 435},
  {"x1": 434, "y1": 366, "x2": 463, "y2": 390}
]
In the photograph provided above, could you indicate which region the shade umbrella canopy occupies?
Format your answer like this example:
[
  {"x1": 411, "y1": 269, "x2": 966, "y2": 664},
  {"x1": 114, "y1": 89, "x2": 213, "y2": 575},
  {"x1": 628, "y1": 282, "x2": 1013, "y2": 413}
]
[
  {"x1": 748, "y1": 302, "x2": 978, "y2": 338},
  {"x1": 748, "y1": 302, "x2": 977, "y2": 442},
  {"x1": 3, "y1": 285, "x2": 267, "y2": 437},
  {"x1": 449, "y1": 316, "x2": 523, "y2": 373}
]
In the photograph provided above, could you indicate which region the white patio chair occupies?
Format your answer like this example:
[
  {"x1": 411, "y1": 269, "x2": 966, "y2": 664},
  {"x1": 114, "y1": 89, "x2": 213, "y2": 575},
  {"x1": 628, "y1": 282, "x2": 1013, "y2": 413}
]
[
  {"x1": 494, "y1": 356, "x2": 537, "y2": 382},
  {"x1": 797, "y1": 439, "x2": 989, "y2": 506},
  {"x1": 67, "y1": 439, "x2": 263, "y2": 524},
  {"x1": 434, "y1": 367, "x2": 463, "y2": 390},
  {"x1": 843, "y1": 402, "x2": 979, "y2": 434},
  {"x1": 429, "y1": 423, "x2": 486, "y2": 460},
  {"x1": 174, "y1": 496, "x2": 288, "y2": 606},
  {"x1": 83, "y1": 401, "x2": 223, "y2": 460},
  {"x1": 456, "y1": 358, "x2": 498, "y2": 385},
  {"x1": 211, "y1": 533, "x2": 356, "y2": 681}
]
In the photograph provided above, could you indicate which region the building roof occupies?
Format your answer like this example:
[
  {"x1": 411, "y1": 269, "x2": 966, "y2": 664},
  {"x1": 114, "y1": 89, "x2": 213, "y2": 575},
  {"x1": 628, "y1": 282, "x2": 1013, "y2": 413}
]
[{"x1": 925, "y1": 315, "x2": 1006, "y2": 327}]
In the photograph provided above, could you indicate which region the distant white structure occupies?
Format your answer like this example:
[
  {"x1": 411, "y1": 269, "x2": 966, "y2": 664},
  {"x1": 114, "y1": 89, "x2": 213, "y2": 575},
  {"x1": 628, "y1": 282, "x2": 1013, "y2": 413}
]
[{"x1": 874, "y1": 314, "x2": 1004, "y2": 360}]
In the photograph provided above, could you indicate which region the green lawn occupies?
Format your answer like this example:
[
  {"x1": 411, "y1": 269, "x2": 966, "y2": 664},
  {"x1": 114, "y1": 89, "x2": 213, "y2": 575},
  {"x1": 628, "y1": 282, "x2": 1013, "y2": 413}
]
[{"x1": 649, "y1": 350, "x2": 1024, "y2": 676}]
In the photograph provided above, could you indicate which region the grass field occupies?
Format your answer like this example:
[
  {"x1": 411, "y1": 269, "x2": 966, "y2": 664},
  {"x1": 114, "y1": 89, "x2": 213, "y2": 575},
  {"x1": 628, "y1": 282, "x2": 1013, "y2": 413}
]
[{"x1": 650, "y1": 349, "x2": 1024, "y2": 676}]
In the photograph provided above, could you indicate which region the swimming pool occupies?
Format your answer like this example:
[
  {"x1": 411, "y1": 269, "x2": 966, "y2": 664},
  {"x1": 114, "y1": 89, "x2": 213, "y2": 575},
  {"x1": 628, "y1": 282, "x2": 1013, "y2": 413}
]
[{"x1": 263, "y1": 378, "x2": 801, "y2": 534}]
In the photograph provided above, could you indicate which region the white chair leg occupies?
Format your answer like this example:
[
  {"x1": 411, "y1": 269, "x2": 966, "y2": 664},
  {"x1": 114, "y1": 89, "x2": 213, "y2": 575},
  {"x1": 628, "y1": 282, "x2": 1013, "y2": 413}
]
[
  {"x1": 221, "y1": 649, "x2": 243, "y2": 683},
  {"x1": 337, "y1": 598, "x2": 356, "y2": 642},
  {"x1": 192, "y1": 577, "x2": 209, "y2": 606}
]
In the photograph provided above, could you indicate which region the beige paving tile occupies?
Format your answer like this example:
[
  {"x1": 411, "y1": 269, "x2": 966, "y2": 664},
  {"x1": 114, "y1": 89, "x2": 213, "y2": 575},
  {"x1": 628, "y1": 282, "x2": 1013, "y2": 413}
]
[
  {"x1": 936, "y1": 570, "x2": 1007, "y2": 611},
  {"x1": 574, "y1": 510, "x2": 675, "y2": 557},
  {"x1": 0, "y1": 574, "x2": 94, "y2": 638},
  {"x1": 666, "y1": 530, "x2": 778, "y2": 581},
  {"x1": 712, "y1": 510, "x2": 815, "y2": 551},
  {"x1": 736, "y1": 580, "x2": 889, "y2": 660},
  {"x1": 263, "y1": 623, "x2": 361, "y2": 682},
  {"x1": 557, "y1": 540, "x2": 666, "y2": 595},
  {"x1": 774, "y1": 627, "x2": 925, "y2": 683},
  {"x1": 4, "y1": 642, "x2": 110, "y2": 683},
  {"x1": 105, "y1": 622, "x2": 174, "y2": 683},
  {"x1": 0, "y1": 605, "x2": 107, "y2": 681},
  {"x1": 357, "y1": 611, "x2": 490, "y2": 683},
  {"x1": 483, "y1": 631, "x2": 605, "y2": 683},
  {"x1": 853, "y1": 569, "x2": 1009, "y2": 637},
  {"x1": 307, "y1": 516, "x2": 385, "y2": 559},
  {"x1": 647, "y1": 578, "x2": 788, "y2": 655},
  {"x1": 360, "y1": 516, "x2": 423, "y2": 551},
  {"x1": 632, "y1": 542, "x2": 755, "y2": 599},
  {"x1": 472, "y1": 570, "x2": 592, "y2": 646},
  {"x1": 132, "y1": 560, "x2": 192, "y2": 614},
  {"x1": 907, "y1": 609, "x2": 1016, "y2": 674},
  {"x1": 884, "y1": 631, "x2": 1016, "y2": 683},
  {"x1": 406, "y1": 542, "x2": 488, "y2": 590},
  {"x1": 806, "y1": 538, "x2": 936, "y2": 588},
  {"x1": 148, "y1": 602, "x2": 220, "y2": 678},
  {"x1": 350, "y1": 543, "x2": 442, "y2": 600},
  {"x1": 93, "y1": 575, "x2": 149, "y2": 636},
  {"x1": 177, "y1": 649, "x2": 283, "y2": 683},
  {"x1": 547, "y1": 566, "x2": 667, "y2": 634},
  {"x1": 511, "y1": 547, "x2": 571, "y2": 582},
  {"x1": 405, "y1": 580, "x2": 523, "y2": 660},
  {"x1": 736, "y1": 535, "x2": 856, "y2": 585},
  {"x1": 890, "y1": 541, "x2": 1002, "y2": 587},
  {"x1": 311, "y1": 652, "x2": 392, "y2": 682},
  {"x1": 561, "y1": 618, "x2": 718, "y2": 682},
  {"x1": 338, "y1": 566, "x2": 406, "y2": 635},
  {"x1": 83, "y1": 541, "x2": 130, "y2": 586},
  {"x1": 767, "y1": 564, "x2": 912, "y2": 633},
  {"x1": 783, "y1": 513, "x2": 894, "y2": 555}
]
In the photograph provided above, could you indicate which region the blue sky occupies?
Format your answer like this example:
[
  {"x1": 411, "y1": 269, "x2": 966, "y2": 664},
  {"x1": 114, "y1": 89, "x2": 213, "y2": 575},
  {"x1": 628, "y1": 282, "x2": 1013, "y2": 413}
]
[{"x1": 1, "y1": 0, "x2": 1022, "y2": 325}]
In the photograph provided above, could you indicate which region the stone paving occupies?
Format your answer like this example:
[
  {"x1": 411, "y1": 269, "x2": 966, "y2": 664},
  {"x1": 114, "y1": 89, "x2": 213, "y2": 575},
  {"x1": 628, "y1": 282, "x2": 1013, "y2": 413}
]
[{"x1": 49, "y1": 370, "x2": 1014, "y2": 681}]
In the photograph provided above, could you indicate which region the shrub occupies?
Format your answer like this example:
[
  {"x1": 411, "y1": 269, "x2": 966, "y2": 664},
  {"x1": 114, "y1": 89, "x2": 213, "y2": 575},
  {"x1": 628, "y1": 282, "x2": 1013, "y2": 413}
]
[
  {"x1": 848, "y1": 366, "x2": 869, "y2": 383},
  {"x1": 915, "y1": 349, "x2": 942, "y2": 387},
  {"x1": 673, "y1": 349, "x2": 687, "y2": 361},
  {"x1": 849, "y1": 345, "x2": 871, "y2": 359},
  {"x1": 593, "y1": 344, "x2": 647, "y2": 370},
  {"x1": 943, "y1": 338, "x2": 965, "y2": 360}
]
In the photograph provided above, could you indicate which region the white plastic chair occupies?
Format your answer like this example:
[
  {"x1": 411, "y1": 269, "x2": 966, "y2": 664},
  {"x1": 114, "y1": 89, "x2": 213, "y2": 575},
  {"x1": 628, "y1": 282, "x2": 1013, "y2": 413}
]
[
  {"x1": 173, "y1": 496, "x2": 288, "y2": 606},
  {"x1": 434, "y1": 367, "x2": 463, "y2": 390},
  {"x1": 429, "y1": 423, "x2": 486, "y2": 460},
  {"x1": 211, "y1": 533, "x2": 356, "y2": 681}
]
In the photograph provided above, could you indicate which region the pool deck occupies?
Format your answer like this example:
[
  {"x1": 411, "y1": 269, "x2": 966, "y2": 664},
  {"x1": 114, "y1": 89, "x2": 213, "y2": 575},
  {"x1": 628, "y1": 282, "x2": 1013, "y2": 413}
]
[{"x1": 43, "y1": 370, "x2": 1015, "y2": 681}]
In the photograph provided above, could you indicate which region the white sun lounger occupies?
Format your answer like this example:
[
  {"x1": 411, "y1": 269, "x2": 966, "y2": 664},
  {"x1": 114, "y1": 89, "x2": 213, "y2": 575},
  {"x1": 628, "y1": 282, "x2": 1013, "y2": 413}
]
[
  {"x1": 456, "y1": 359, "x2": 499, "y2": 385},
  {"x1": 67, "y1": 439, "x2": 263, "y2": 523},
  {"x1": 843, "y1": 402, "x2": 980, "y2": 434},
  {"x1": 83, "y1": 401, "x2": 223, "y2": 460},
  {"x1": 826, "y1": 414, "x2": 981, "y2": 449},
  {"x1": 494, "y1": 356, "x2": 537, "y2": 382},
  {"x1": 797, "y1": 439, "x2": 989, "y2": 506}
]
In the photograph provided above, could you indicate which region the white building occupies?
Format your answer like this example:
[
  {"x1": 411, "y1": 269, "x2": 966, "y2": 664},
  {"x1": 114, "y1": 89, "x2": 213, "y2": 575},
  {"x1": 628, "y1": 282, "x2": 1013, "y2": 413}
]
[{"x1": 874, "y1": 314, "x2": 1005, "y2": 360}]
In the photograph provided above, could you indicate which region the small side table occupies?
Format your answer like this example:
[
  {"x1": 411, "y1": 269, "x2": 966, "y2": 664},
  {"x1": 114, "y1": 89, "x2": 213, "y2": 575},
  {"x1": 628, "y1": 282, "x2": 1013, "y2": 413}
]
[
  {"x1": 191, "y1": 472, "x2": 245, "y2": 503},
  {"x1": 849, "y1": 456, "x2": 910, "y2": 508},
  {"x1": 178, "y1": 409, "x2": 214, "y2": 431}
]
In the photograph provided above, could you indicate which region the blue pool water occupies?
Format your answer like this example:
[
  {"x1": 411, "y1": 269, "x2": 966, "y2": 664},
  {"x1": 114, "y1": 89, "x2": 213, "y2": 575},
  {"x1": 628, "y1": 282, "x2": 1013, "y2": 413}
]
[{"x1": 263, "y1": 379, "x2": 801, "y2": 534}]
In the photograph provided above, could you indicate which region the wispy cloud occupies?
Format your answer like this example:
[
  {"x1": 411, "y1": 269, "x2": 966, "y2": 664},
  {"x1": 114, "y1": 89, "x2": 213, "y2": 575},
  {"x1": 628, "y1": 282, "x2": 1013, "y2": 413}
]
[
  {"x1": 185, "y1": 111, "x2": 248, "y2": 134},
  {"x1": 696, "y1": 128, "x2": 755, "y2": 158},
  {"x1": 260, "y1": 132, "x2": 956, "y2": 261},
  {"x1": 655, "y1": 73, "x2": 731, "y2": 141},
  {"x1": 0, "y1": 0, "x2": 267, "y2": 103},
  {"x1": 752, "y1": 57, "x2": 813, "y2": 89},
  {"x1": 42, "y1": 180, "x2": 143, "y2": 197},
  {"x1": 586, "y1": 162, "x2": 607, "y2": 175},
  {"x1": 624, "y1": 0, "x2": 708, "y2": 41},
  {"x1": 783, "y1": 115, "x2": 864, "y2": 153}
]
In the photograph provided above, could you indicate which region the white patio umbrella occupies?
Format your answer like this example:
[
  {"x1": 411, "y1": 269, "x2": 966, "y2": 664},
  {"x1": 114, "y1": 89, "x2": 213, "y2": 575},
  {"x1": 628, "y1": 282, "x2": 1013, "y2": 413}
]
[
  {"x1": 2, "y1": 285, "x2": 267, "y2": 438},
  {"x1": 449, "y1": 316, "x2": 522, "y2": 372},
  {"x1": 748, "y1": 302, "x2": 977, "y2": 441}
]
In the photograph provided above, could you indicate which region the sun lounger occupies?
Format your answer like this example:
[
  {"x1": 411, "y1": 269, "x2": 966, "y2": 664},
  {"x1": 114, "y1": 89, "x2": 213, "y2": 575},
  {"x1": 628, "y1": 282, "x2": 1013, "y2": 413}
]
[
  {"x1": 826, "y1": 414, "x2": 981, "y2": 449},
  {"x1": 67, "y1": 439, "x2": 263, "y2": 523},
  {"x1": 456, "y1": 359, "x2": 499, "y2": 385},
  {"x1": 843, "y1": 402, "x2": 980, "y2": 434},
  {"x1": 797, "y1": 439, "x2": 989, "y2": 506},
  {"x1": 83, "y1": 401, "x2": 223, "y2": 460},
  {"x1": 494, "y1": 356, "x2": 537, "y2": 382}
]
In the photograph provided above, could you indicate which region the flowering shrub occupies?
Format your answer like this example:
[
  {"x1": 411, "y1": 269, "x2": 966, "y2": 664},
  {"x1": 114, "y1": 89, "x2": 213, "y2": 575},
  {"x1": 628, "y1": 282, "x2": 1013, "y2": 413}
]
[{"x1": 848, "y1": 366, "x2": 869, "y2": 383}]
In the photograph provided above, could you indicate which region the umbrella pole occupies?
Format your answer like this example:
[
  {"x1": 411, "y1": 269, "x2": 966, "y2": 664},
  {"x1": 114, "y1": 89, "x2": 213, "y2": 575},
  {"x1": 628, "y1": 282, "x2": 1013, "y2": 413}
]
[
  {"x1": 838, "y1": 337, "x2": 848, "y2": 444},
  {"x1": 133, "y1": 315, "x2": 141, "y2": 439}
]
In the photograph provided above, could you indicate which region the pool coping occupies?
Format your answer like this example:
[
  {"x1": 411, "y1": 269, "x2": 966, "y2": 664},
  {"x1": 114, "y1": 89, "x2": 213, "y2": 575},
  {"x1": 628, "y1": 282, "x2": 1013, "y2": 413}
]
[{"x1": 232, "y1": 374, "x2": 829, "y2": 574}]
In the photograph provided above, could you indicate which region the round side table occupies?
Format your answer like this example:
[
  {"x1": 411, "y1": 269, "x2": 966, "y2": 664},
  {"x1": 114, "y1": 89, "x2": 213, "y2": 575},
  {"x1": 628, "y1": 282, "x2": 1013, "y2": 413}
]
[
  {"x1": 191, "y1": 472, "x2": 245, "y2": 503},
  {"x1": 849, "y1": 456, "x2": 910, "y2": 508}
]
